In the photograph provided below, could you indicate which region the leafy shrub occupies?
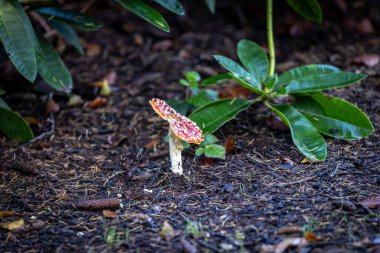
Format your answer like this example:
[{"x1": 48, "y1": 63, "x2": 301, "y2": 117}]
[{"x1": 189, "y1": 0, "x2": 374, "y2": 161}]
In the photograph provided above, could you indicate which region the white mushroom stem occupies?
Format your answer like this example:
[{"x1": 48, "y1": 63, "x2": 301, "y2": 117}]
[{"x1": 169, "y1": 127, "x2": 183, "y2": 175}]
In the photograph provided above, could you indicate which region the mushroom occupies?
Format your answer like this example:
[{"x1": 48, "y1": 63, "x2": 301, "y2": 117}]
[{"x1": 149, "y1": 98, "x2": 203, "y2": 175}]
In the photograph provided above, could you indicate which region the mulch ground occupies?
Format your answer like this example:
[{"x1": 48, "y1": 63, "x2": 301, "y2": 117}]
[{"x1": 0, "y1": 1, "x2": 379, "y2": 252}]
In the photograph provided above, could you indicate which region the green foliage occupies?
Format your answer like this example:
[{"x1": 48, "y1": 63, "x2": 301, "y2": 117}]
[
  {"x1": 287, "y1": 0, "x2": 322, "y2": 23},
  {"x1": 154, "y1": 0, "x2": 185, "y2": 15},
  {"x1": 196, "y1": 134, "x2": 226, "y2": 159},
  {"x1": 49, "y1": 20, "x2": 84, "y2": 55},
  {"x1": 36, "y1": 7, "x2": 102, "y2": 30},
  {"x1": 115, "y1": 0, "x2": 170, "y2": 32},
  {"x1": 204, "y1": 0, "x2": 216, "y2": 13},
  {"x1": 36, "y1": 35, "x2": 73, "y2": 93},
  {"x1": 192, "y1": 39, "x2": 373, "y2": 161},
  {"x1": 0, "y1": 97, "x2": 34, "y2": 143}
]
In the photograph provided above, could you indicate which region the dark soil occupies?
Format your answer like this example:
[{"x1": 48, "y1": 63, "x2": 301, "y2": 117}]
[{"x1": 1, "y1": 1, "x2": 379, "y2": 252}]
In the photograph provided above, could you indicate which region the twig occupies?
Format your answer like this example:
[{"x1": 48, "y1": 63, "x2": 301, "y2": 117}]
[{"x1": 29, "y1": 114, "x2": 55, "y2": 143}]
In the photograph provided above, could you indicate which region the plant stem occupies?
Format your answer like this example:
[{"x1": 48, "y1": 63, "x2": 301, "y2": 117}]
[
  {"x1": 267, "y1": 0, "x2": 275, "y2": 75},
  {"x1": 169, "y1": 127, "x2": 183, "y2": 174}
]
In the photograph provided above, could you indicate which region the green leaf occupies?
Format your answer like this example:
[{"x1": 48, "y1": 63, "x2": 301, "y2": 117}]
[
  {"x1": 0, "y1": 0, "x2": 37, "y2": 82},
  {"x1": 265, "y1": 74, "x2": 278, "y2": 90},
  {"x1": 204, "y1": 144, "x2": 225, "y2": 159},
  {"x1": 0, "y1": 107, "x2": 34, "y2": 142},
  {"x1": 185, "y1": 71, "x2": 201, "y2": 85},
  {"x1": 36, "y1": 7, "x2": 102, "y2": 30},
  {"x1": 292, "y1": 92, "x2": 374, "y2": 140},
  {"x1": 190, "y1": 98, "x2": 251, "y2": 134},
  {"x1": 166, "y1": 98, "x2": 192, "y2": 116},
  {"x1": 277, "y1": 64, "x2": 366, "y2": 93},
  {"x1": 49, "y1": 20, "x2": 83, "y2": 54},
  {"x1": 0, "y1": 89, "x2": 5, "y2": 95},
  {"x1": 287, "y1": 0, "x2": 323, "y2": 23},
  {"x1": 268, "y1": 103, "x2": 326, "y2": 161},
  {"x1": 204, "y1": 0, "x2": 216, "y2": 13},
  {"x1": 188, "y1": 90, "x2": 214, "y2": 107},
  {"x1": 195, "y1": 147, "x2": 204, "y2": 156},
  {"x1": 115, "y1": 0, "x2": 170, "y2": 32},
  {"x1": 154, "y1": 0, "x2": 185, "y2": 15},
  {"x1": 213, "y1": 55, "x2": 262, "y2": 94},
  {"x1": 179, "y1": 79, "x2": 189, "y2": 86},
  {"x1": 201, "y1": 73, "x2": 231, "y2": 86},
  {"x1": 0, "y1": 97, "x2": 10, "y2": 109},
  {"x1": 36, "y1": 35, "x2": 73, "y2": 93},
  {"x1": 201, "y1": 134, "x2": 218, "y2": 146},
  {"x1": 237, "y1": 39, "x2": 269, "y2": 83}
]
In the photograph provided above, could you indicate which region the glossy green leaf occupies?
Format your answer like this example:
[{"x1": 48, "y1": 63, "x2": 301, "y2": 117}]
[
  {"x1": 204, "y1": 144, "x2": 225, "y2": 159},
  {"x1": 237, "y1": 39, "x2": 269, "y2": 83},
  {"x1": 166, "y1": 98, "x2": 192, "y2": 116},
  {"x1": 213, "y1": 55, "x2": 262, "y2": 94},
  {"x1": 36, "y1": 7, "x2": 102, "y2": 30},
  {"x1": 0, "y1": 89, "x2": 5, "y2": 95},
  {"x1": 287, "y1": 0, "x2": 322, "y2": 23},
  {"x1": 195, "y1": 147, "x2": 204, "y2": 156},
  {"x1": 190, "y1": 98, "x2": 251, "y2": 134},
  {"x1": 201, "y1": 73, "x2": 231, "y2": 86},
  {"x1": 268, "y1": 103, "x2": 326, "y2": 161},
  {"x1": 292, "y1": 92, "x2": 374, "y2": 140},
  {"x1": 50, "y1": 20, "x2": 83, "y2": 54},
  {"x1": 185, "y1": 71, "x2": 201, "y2": 84},
  {"x1": 277, "y1": 64, "x2": 366, "y2": 93},
  {"x1": 0, "y1": 97, "x2": 10, "y2": 109},
  {"x1": 0, "y1": 107, "x2": 34, "y2": 142},
  {"x1": 188, "y1": 90, "x2": 215, "y2": 107},
  {"x1": 0, "y1": 0, "x2": 37, "y2": 82},
  {"x1": 205, "y1": 0, "x2": 216, "y2": 13},
  {"x1": 37, "y1": 35, "x2": 73, "y2": 93},
  {"x1": 202, "y1": 134, "x2": 218, "y2": 146},
  {"x1": 115, "y1": 0, "x2": 170, "y2": 32},
  {"x1": 265, "y1": 74, "x2": 278, "y2": 90},
  {"x1": 154, "y1": 0, "x2": 185, "y2": 15}
]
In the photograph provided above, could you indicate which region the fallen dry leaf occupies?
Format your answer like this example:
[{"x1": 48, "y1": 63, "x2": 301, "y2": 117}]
[
  {"x1": 353, "y1": 54, "x2": 379, "y2": 68},
  {"x1": 85, "y1": 43, "x2": 101, "y2": 57},
  {"x1": 200, "y1": 157, "x2": 214, "y2": 167},
  {"x1": 278, "y1": 225, "x2": 302, "y2": 234},
  {"x1": 159, "y1": 221, "x2": 175, "y2": 241},
  {"x1": 145, "y1": 139, "x2": 159, "y2": 150},
  {"x1": 0, "y1": 219, "x2": 24, "y2": 231},
  {"x1": 24, "y1": 116, "x2": 39, "y2": 126},
  {"x1": 45, "y1": 98, "x2": 60, "y2": 114},
  {"x1": 103, "y1": 209, "x2": 117, "y2": 219},
  {"x1": 224, "y1": 136, "x2": 235, "y2": 153},
  {"x1": 0, "y1": 211, "x2": 14, "y2": 218},
  {"x1": 84, "y1": 97, "x2": 107, "y2": 109},
  {"x1": 359, "y1": 195, "x2": 380, "y2": 208},
  {"x1": 304, "y1": 232, "x2": 318, "y2": 242}
]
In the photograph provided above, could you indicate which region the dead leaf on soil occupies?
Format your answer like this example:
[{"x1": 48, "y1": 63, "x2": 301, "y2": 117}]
[
  {"x1": 103, "y1": 209, "x2": 117, "y2": 219},
  {"x1": 261, "y1": 237, "x2": 308, "y2": 253},
  {"x1": 200, "y1": 157, "x2": 214, "y2": 167},
  {"x1": 224, "y1": 136, "x2": 235, "y2": 153},
  {"x1": 278, "y1": 225, "x2": 302, "y2": 234},
  {"x1": 0, "y1": 211, "x2": 14, "y2": 218},
  {"x1": 0, "y1": 219, "x2": 24, "y2": 231},
  {"x1": 84, "y1": 42, "x2": 101, "y2": 57},
  {"x1": 359, "y1": 195, "x2": 380, "y2": 208},
  {"x1": 301, "y1": 157, "x2": 311, "y2": 164},
  {"x1": 159, "y1": 220, "x2": 176, "y2": 241},
  {"x1": 353, "y1": 54, "x2": 379, "y2": 68},
  {"x1": 304, "y1": 232, "x2": 318, "y2": 242},
  {"x1": 24, "y1": 116, "x2": 39, "y2": 126},
  {"x1": 45, "y1": 98, "x2": 60, "y2": 114},
  {"x1": 84, "y1": 97, "x2": 107, "y2": 109},
  {"x1": 145, "y1": 139, "x2": 159, "y2": 150}
]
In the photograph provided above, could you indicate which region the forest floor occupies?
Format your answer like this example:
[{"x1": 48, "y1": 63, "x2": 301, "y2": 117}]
[{"x1": 0, "y1": 1, "x2": 379, "y2": 252}]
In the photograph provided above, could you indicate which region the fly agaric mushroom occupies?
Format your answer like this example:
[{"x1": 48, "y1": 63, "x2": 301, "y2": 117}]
[{"x1": 149, "y1": 98, "x2": 203, "y2": 174}]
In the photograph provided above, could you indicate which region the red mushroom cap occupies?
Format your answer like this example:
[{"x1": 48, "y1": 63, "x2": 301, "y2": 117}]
[{"x1": 149, "y1": 98, "x2": 203, "y2": 144}]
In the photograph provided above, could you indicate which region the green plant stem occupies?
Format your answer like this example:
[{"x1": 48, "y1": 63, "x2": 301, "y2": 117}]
[{"x1": 267, "y1": 0, "x2": 275, "y2": 75}]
